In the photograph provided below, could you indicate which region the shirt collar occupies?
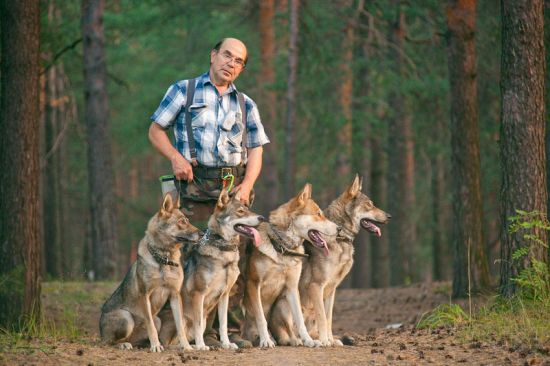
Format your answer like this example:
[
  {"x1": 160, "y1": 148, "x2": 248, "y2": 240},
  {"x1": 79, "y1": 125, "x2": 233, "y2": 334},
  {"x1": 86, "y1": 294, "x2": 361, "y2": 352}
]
[{"x1": 201, "y1": 71, "x2": 237, "y2": 95}]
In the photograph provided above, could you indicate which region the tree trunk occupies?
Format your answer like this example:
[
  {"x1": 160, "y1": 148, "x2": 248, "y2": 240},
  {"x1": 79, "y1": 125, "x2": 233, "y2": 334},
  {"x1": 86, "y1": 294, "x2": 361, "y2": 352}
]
[
  {"x1": 257, "y1": 0, "x2": 280, "y2": 212},
  {"x1": 446, "y1": 0, "x2": 491, "y2": 297},
  {"x1": 370, "y1": 127, "x2": 390, "y2": 288},
  {"x1": 431, "y1": 149, "x2": 449, "y2": 280},
  {"x1": 387, "y1": 2, "x2": 417, "y2": 285},
  {"x1": 0, "y1": 0, "x2": 42, "y2": 328},
  {"x1": 284, "y1": 0, "x2": 299, "y2": 199},
  {"x1": 500, "y1": 0, "x2": 547, "y2": 297},
  {"x1": 351, "y1": 0, "x2": 372, "y2": 288},
  {"x1": 82, "y1": 0, "x2": 119, "y2": 280}
]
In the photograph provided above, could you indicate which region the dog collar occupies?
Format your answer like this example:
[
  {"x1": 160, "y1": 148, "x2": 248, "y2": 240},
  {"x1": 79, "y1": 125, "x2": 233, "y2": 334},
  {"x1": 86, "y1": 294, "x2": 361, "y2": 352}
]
[
  {"x1": 197, "y1": 229, "x2": 238, "y2": 252},
  {"x1": 147, "y1": 242, "x2": 179, "y2": 267},
  {"x1": 267, "y1": 224, "x2": 309, "y2": 258}
]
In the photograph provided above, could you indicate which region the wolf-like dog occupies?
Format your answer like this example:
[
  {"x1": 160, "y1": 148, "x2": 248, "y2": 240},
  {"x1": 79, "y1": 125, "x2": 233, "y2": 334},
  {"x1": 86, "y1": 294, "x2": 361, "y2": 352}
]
[
  {"x1": 159, "y1": 189, "x2": 265, "y2": 350},
  {"x1": 272, "y1": 175, "x2": 390, "y2": 346},
  {"x1": 100, "y1": 194, "x2": 201, "y2": 352},
  {"x1": 241, "y1": 184, "x2": 339, "y2": 348}
]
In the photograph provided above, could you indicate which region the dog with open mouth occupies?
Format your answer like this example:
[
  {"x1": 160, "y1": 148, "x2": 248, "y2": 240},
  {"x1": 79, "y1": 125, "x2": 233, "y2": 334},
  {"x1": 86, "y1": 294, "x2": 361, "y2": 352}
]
[
  {"x1": 99, "y1": 193, "x2": 201, "y2": 352},
  {"x1": 158, "y1": 188, "x2": 265, "y2": 350},
  {"x1": 272, "y1": 175, "x2": 390, "y2": 346},
  {"x1": 241, "y1": 183, "x2": 339, "y2": 348}
]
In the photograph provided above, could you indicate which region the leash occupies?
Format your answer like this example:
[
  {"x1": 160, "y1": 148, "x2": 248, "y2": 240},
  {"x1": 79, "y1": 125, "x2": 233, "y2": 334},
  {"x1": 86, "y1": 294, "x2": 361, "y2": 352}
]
[{"x1": 222, "y1": 172, "x2": 235, "y2": 193}]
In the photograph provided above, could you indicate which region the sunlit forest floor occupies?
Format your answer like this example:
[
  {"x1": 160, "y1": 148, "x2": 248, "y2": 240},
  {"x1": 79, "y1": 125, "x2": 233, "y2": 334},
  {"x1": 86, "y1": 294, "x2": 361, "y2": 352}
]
[{"x1": 1, "y1": 282, "x2": 548, "y2": 365}]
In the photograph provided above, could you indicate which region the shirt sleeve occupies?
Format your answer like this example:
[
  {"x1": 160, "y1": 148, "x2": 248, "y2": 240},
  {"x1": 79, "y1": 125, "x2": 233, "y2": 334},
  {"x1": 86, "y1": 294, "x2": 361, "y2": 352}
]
[
  {"x1": 243, "y1": 96, "x2": 270, "y2": 148},
  {"x1": 150, "y1": 81, "x2": 186, "y2": 129}
]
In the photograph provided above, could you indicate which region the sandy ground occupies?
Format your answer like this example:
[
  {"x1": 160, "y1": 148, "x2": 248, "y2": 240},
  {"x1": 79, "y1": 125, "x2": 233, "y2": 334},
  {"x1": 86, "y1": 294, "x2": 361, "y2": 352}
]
[{"x1": 1, "y1": 281, "x2": 548, "y2": 365}]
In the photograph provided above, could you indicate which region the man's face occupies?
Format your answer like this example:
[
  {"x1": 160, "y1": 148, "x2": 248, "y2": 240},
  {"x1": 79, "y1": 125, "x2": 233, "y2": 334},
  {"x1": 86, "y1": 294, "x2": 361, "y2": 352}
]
[{"x1": 210, "y1": 39, "x2": 247, "y2": 86}]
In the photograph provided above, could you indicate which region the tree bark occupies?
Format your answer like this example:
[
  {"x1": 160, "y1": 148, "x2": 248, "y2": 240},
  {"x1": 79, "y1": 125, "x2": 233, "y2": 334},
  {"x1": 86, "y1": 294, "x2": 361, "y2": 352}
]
[
  {"x1": 257, "y1": 0, "x2": 280, "y2": 212},
  {"x1": 387, "y1": 1, "x2": 417, "y2": 285},
  {"x1": 284, "y1": 0, "x2": 299, "y2": 199},
  {"x1": 446, "y1": 0, "x2": 491, "y2": 297},
  {"x1": 0, "y1": 0, "x2": 42, "y2": 328},
  {"x1": 500, "y1": 0, "x2": 547, "y2": 297},
  {"x1": 82, "y1": 0, "x2": 119, "y2": 279},
  {"x1": 351, "y1": 0, "x2": 372, "y2": 288}
]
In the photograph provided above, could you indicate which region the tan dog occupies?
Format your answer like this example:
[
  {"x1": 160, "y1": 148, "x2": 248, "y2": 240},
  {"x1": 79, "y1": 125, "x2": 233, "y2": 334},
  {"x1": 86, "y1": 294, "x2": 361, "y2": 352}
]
[
  {"x1": 272, "y1": 175, "x2": 390, "y2": 346},
  {"x1": 100, "y1": 194, "x2": 201, "y2": 352},
  {"x1": 159, "y1": 189, "x2": 264, "y2": 350},
  {"x1": 241, "y1": 184, "x2": 339, "y2": 348}
]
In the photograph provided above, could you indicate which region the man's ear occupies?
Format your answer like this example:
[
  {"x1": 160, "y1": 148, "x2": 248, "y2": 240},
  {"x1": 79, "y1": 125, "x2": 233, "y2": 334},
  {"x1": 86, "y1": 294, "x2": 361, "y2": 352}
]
[
  {"x1": 160, "y1": 193, "x2": 175, "y2": 217},
  {"x1": 217, "y1": 188, "x2": 230, "y2": 209},
  {"x1": 210, "y1": 49, "x2": 217, "y2": 64}
]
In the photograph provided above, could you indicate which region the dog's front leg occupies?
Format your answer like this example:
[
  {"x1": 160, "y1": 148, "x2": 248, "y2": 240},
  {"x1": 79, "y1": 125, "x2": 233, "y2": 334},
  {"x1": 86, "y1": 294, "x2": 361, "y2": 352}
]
[
  {"x1": 286, "y1": 287, "x2": 321, "y2": 348},
  {"x1": 247, "y1": 281, "x2": 275, "y2": 348},
  {"x1": 144, "y1": 293, "x2": 164, "y2": 352},
  {"x1": 170, "y1": 291, "x2": 193, "y2": 351},
  {"x1": 191, "y1": 292, "x2": 209, "y2": 351},
  {"x1": 217, "y1": 291, "x2": 238, "y2": 349},
  {"x1": 308, "y1": 283, "x2": 330, "y2": 346},
  {"x1": 324, "y1": 288, "x2": 342, "y2": 346}
]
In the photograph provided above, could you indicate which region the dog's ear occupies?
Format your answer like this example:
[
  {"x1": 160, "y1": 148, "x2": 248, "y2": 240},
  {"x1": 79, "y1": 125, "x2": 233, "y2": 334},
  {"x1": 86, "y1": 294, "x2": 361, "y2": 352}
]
[
  {"x1": 217, "y1": 188, "x2": 231, "y2": 209},
  {"x1": 160, "y1": 193, "x2": 175, "y2": 217},
  {"x1": 234, "y1": 190, "x2": 242, "y2": 202},
  {"x1": 347, "y1": 174, "x2": 361, "y2": 198},
  {"x1": 296, "y1": 183, "x2": 312, "y2": 205}
]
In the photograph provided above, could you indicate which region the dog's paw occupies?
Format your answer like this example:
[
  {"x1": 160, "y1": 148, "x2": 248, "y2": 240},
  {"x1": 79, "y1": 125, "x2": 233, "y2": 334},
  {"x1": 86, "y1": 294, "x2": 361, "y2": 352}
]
[
  {"x1": 318, "y1": 338, "x2": 331, "y2": 347},
  {"x1": 118, "y1": 342, "x2": 132, "y2": 350},
  {"x1": 178, "y1": 343, "x2": 194, "y2": 352},
  {"x1": 193, "y1": 344, "x2": 210, "y2": 351},
  {"x1": 259, "y1": 338, "x2": 276, "y2": 348},
  {"x1": 150, "y1": 343, "x2": 164, "y2": 353},
  {"x1": 332, "y1": 338, "x2": 344, "y2": 347},
  {"x1": 221, "y1": 342, "x2": 238, "y2": 350},
  {"x1": 303, "y1": 339, "x2": 321, "y2": 348}
]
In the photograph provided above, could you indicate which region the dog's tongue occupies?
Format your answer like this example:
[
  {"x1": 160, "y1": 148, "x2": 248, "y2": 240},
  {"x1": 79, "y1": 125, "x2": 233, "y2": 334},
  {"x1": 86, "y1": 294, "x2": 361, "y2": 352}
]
[
  {"x1": 363, "y1": 220, "x2": 382, "y2": 237},
  {"x1": 251, "y1": 227, "x2": 261, "y2": 247},
  {"x1": 323, "y1": 242, "x2": 329, "y2": 257}
]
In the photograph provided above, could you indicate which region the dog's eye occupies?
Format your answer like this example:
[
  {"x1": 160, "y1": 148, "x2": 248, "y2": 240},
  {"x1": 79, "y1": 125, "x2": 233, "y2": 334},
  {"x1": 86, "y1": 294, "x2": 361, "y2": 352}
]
[{"x1": 178, "y1": 218, "x2": 188, "y2": 225}]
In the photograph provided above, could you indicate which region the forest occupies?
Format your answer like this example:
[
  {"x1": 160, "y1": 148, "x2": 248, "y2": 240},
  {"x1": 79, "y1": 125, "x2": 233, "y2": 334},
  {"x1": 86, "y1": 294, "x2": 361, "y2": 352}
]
[{"x1": 0, "y1": 0, "x2": 549, "y2": 364}]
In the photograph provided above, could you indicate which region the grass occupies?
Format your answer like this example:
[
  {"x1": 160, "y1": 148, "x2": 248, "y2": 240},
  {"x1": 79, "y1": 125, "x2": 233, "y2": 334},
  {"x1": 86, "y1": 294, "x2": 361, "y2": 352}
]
[
  {"x1": 462, "y1": 297, "x2": 550, "y2": 350},
  {"x1": 417, "y1": 303, "x2": 470, "y2": 329},
  {"x1": 0, "y1": 281, "x2": 117, "y2": 354},
  {"x1": 416, "y1": 294, "x2": 550, "y2": 351}
]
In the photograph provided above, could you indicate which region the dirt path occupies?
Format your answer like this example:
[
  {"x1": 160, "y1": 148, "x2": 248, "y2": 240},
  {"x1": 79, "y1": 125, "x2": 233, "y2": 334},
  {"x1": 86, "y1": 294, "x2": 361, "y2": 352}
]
[{"x1": 1, "y1": 282, "x2": 547, "y2": 365}]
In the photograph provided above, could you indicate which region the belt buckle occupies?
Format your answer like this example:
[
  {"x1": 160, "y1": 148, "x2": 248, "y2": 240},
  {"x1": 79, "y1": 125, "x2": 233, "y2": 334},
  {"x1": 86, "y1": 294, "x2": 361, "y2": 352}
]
[{"x1": 221, "y1": 167, "x2": 232, "y2": 179}]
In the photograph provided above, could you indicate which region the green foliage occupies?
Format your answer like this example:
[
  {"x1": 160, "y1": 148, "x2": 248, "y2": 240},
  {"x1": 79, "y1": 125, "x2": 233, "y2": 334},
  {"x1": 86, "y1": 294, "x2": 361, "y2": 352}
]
[
  {"x1": 512, "y1": 259, "x2": 550, "y2": 302},
  {"x1": 417, "y1": 303, "x2": 470, "y2": 329},
  {"x1": 507, "y1": 209, "x2": 550, "y2": 301},
  {"x1": 426, "y1": 210, "x2": 550, "y2": 348}
]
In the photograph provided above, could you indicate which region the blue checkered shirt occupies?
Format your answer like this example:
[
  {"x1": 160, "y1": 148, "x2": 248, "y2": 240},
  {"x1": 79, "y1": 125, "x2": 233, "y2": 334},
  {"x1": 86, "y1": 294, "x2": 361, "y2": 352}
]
[{"x1": 151, "y1": 72, "x2": 270, "y2": 167}]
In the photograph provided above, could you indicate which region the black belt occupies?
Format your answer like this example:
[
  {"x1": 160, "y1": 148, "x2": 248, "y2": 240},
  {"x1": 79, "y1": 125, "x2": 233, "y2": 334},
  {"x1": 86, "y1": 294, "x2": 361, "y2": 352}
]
[{"x1": 192, "y1": 164, "x2": 246, "y2": 179}]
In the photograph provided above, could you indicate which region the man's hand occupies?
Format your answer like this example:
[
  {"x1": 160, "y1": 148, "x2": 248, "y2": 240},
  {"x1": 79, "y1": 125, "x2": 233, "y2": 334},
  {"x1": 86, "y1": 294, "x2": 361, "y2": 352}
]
[
  {"x1": 170, "y1": 153, "x2": 193, "y2": 182},
  {"x1": 233, "y1": 180, "x2": 253, "y2": 205}
]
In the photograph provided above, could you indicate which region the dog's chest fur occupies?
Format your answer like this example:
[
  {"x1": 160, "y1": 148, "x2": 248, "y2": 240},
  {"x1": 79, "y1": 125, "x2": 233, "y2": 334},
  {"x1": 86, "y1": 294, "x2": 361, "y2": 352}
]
[
  {"x1": 135, "y1": 241, "x2": 184, "y2": 314},
  {"x1": 247, "y1": 228, "x2": 304, "y2": 303},
  {"x1": 184, "y1": 239, "x2": 240, "y2": 314}
]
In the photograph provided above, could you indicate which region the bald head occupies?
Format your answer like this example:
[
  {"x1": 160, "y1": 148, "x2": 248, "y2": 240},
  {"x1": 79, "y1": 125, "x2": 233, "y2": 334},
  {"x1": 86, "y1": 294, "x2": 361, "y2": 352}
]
[{"x1": 212, "y1": 38, "x2": 248, "y2": 65}]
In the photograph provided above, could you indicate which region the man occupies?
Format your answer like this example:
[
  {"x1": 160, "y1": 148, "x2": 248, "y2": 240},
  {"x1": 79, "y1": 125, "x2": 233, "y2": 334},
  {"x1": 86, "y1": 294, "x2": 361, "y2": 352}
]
[
  {"x1": 149, "y1": 38, "x2": 269, "y2": 226},
  {"x1": 149, "y1": 38, "x2": 268, "y2": 348}
]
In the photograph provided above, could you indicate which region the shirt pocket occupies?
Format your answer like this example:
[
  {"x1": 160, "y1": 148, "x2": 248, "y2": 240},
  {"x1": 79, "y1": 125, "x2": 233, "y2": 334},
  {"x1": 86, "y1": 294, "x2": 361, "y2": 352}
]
[
  {"x1": 221, "y1": 111, "x2": 244, "y2": 150},
  {"x1": 189, "y1": 103, "x2": 207, "y2": 129}
]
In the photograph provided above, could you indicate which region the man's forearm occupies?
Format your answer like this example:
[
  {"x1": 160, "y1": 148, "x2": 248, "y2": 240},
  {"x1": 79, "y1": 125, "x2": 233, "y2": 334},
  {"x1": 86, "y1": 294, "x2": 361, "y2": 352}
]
[
  {"x1": 242, "y1": 146, "x2": 263, "y2": 187},
  {"x1": 148, "y1": 122, "x2": 180, "y2": 161}
]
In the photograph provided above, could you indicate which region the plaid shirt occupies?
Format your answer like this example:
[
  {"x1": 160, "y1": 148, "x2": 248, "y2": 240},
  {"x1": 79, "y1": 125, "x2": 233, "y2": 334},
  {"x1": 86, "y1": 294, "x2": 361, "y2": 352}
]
[{"x1": 151, "y1": 72, "x2": 269, "y2": 167}]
